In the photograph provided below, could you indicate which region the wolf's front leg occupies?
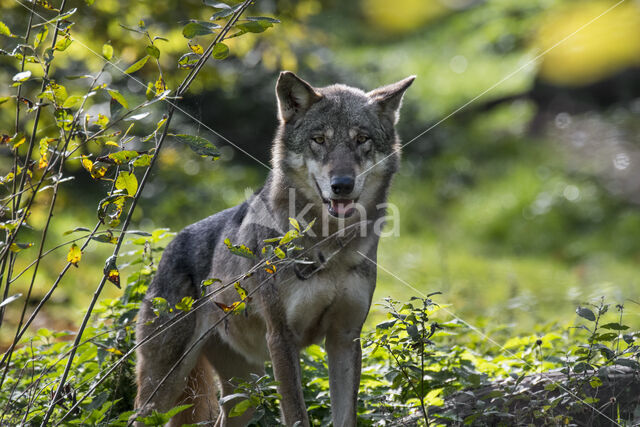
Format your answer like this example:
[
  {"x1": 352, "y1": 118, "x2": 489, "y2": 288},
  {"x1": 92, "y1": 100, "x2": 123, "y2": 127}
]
[
  {"x1": 266, "y1": 327, "x2": 309, "y2": 426},
  {"x1": 326, "y1": 326, "x2": 362, "y2": 427}
]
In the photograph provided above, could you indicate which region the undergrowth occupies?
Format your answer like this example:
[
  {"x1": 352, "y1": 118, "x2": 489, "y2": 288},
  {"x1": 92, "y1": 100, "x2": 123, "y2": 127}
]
[{"x1": 1, "y1": 231, "x2": 638, "y2": 425}]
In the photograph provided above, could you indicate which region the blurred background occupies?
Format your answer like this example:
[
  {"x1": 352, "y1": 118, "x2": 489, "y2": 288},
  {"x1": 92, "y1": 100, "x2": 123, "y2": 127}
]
[{"x1": 1, "y1": 0, "x2": 640, "y2": 343}]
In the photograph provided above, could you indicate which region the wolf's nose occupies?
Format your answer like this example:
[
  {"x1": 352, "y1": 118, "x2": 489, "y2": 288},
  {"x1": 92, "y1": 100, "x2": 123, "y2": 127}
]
[{"x1": 331, "y1": 176, "x2": 354, "y2": 195}]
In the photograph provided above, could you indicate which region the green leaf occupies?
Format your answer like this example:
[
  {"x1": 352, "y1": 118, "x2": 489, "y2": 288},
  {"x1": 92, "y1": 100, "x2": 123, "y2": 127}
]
[
  {"x1": 289, "y1": 217, "x2": 301, "y2": 231},
  {"x1": 178, "y1": 53, "x2": 199, "y2": 69},
  {"x1": 54, "y1": 36, "x2": 72, "y2": 51},
  {"x1": 229, "y1": 399, "x2": 253, "y2": 417},
  {"x1": 137, "y1": 404, "x2": 192, "y2": 426},
  {"x1": 235, "y1": 20, "x2": 272, "y2": 34},
  {"x1": 245, "y1": 16, "x2": 280, "y2": 24},
  {"x1": 223, "y1": 238, "x2": 255, "y2": 259},
  {"x1": 107, "y1": 89, "x2": 129, "y2": 109},
  {"x1": 274, "y1": 247, "x2": 286, "y2": 259},
  {"x1": 125, "y1": 55, "x2": 149, "y2": 74},
  {"x1": 108, "y1": 150, "x2": 139, "y2": 165},
  {"x1": 173, "y1": 134, "x2": 219, "y2": 160},
  {"x1": 62, "y1": 95, "x2": 82, "y2": 109},
  {"x1": 175, "y1": 296, "x2": 194, "y2": 312},
  {"x1": 133, "y1": 154, "x2": 152, "y2": 167},
  {"x1": 204, "y1": 1, "x2": 232, "y2": 8},
  {"x1": 34, "y1": 26, "x2": 48, "y2": 48},
  {"x1": 210, "y1": 3, "x2": 242, "y2": 20},
  {"x1": 576, "y1": 307, "x2": 596, "y2": 322},
  {"x1": 0, "y1": 21, "x2": 16, "y2": 37},
  {"x1": 600, "y1": 322, "x2": 629, "y2": 331},
  {"x1": 146, "y1": 45, "x2": 160, "y2": 59},
  {"x1": 115, "y1": 171, "x2": 138, "y2": 196},
  {"x1": 182, "y1": 21, "x2": 220, "y2": 38},
  {"x1": 102, "y1": 43, "x2": 113, "y2": 60},
  {"x1": 212, "y1": 42, "x2": 229, "y2": 60}
]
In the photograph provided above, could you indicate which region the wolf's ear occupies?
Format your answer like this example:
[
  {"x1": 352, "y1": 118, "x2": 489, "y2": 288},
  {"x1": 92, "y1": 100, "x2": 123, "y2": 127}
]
[
  {"x1": 367, "y1": 76, "x2": 415, "y2": 124},
  {"x1": 276, "y1": 71, "x2": 323, "y2": 123}
]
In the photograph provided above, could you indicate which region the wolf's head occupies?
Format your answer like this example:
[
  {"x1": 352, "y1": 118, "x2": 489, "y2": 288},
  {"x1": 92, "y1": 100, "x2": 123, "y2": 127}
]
[{"x1": 271, "y1": 71, "x2": 414, "y2": 223}]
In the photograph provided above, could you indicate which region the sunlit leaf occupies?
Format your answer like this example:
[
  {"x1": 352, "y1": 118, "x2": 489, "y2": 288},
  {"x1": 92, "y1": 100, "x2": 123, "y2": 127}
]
[
  {"x1": 154, "y1": 76, "x2": 166, "y2": 94},
  {"x1": 62, "y1": 95, "x2": 82, "y2": 109},
  {"x1": 102, "y1": 43, "x2": 113, "y2": 60},
  {"x1": 151, "y1": 297, "x2": 171, "y2": 316},
  {"x1": 12, "y1": 71, "x2": 31, "y2": 83},
  {"x1": 10, "y1": 242, "x2": 33, "y2": 252},
  {"x1": 115, "y1": 171, "x2": 138, "y2": 196},
  {"x1": 34, "y1": 26, "x2": 48, "y2": 48},
  {"x1": 223, "y1": 238, "x2": 255, "y2": 259},
  {"x1": 104, "y1": 255, "x2": 120, "y2": 288},
  {"x1": 175, "y1": 296, "x2": 194, "y2": 312},
  {"x1": 108, "y1": 150, "x2": 139, "y2": 165},
  {"x1": 204, "y1": 1, "x2": 231, "y2": 8},
  {"x1": 0, "y1": 21, "x2": 16, "y2": 37},
  {"x1": 0, "y1": 293, "x2": 22, "y2": 309},
  {"x1": 107, "y1": 89, "x2": 129, "y2": 109},
  {"x1": 63, "y1": 227, "x2": 91, "y2": 235},
  {"x1": 105, "y1": 347, "x2": 123, "y2": 356},
  {"x1": 188, "y1": 43, "x2": 204, "y2": 55},
  {"x1": 178, "y1": 53, "x2": 199, "y2": 69},
  {"x1": 125, "y1": 112, "x2": 150, "y2": 122},
  {"x1": 125, "y1": 55, "x2": 149, "y2": 74},
  {"x1": 274, "y1": 247, "x2": 285, "y2": 259},
  {"x1": 212, "y1": 42, "x2": 229, "y2": 60},
  {"x1": 95, "y1": 113, "x2": 109, "y2": 129},
  {"x1": 209, "y1": 3, "x2": 242, "y2": 20},
  {"x1": 54, "y1": 36, "x2": 72, "y2": 51},
  {"x1": 133, "y1": 154, "x2": 152, "y2": 167},
  {"x1": 289, "y1": 217, "x2": 301, "y2": 231},
  {"x1": 38, "y1": 138, "x2": 52, "y2": 169},
  {"x1": 146, "y1": 45, "x2": 160, "y2": 59},
  {"x1": 67, "y1": 243, "x2": 82, "y2": 266}
]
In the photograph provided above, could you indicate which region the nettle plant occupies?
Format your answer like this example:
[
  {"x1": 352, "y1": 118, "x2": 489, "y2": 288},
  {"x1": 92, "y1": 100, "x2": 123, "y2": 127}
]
[{"x1": 0, "y1": 0, "x2": 278, "y2": 424}]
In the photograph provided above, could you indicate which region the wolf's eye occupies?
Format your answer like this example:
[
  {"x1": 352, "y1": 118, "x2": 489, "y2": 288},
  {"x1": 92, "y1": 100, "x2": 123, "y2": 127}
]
[
  {"x1": 312, "y1": 136, "x2": 325, "y2": 144},
  {"x1": 356, "y1": 134, "x2": 370, "y2": 144}
]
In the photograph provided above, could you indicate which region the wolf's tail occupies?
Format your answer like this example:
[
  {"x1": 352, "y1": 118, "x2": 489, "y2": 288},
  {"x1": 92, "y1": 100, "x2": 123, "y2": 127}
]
[{"x1": 169, "y1": 355, "x2": 219, "y2": 426}]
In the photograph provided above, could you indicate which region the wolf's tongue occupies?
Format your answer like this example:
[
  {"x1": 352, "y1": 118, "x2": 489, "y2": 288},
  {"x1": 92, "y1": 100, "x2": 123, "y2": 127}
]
[{"x1": 330, "y1": 199, "x2": 353, "y2": 215}]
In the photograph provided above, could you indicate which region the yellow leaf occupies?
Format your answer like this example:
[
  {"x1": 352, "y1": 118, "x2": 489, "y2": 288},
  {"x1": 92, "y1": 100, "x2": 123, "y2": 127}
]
[
  {"x1": 10, "y1": 242, "x2": 33, "y2": 252},
  {"x1": 67, "y1": 243, "x2": 82, "y2": 266},
  {"x1": 13, "y1": 137, "x2": 25, "y2": 149},
  {"x1": 105, "y1": 347, "x2": 123, "y2": 356},
  {"x1": 38, "y1": 138, "x2": 50, "y2": 169},
  {"x1": 107, "y1": 268, "x2": 120, "y2": 287},
  {"x1": 81, "y1": 155, "x2": 93, "y2": 172},
  {"x1": 189, "y1": 43, "x2": 204, "y2": 55},
  {"x1": 154, "y1": 76, "x2": 166, "y2": 95},
  {"x1": 95, "y1": 113, "x2": 109, "y2": 129}
]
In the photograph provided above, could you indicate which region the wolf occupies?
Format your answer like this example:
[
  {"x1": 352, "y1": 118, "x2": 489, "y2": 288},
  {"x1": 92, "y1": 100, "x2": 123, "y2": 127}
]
[{"x1": 134, "y1": 71, "x2": 414, "y2": 426}]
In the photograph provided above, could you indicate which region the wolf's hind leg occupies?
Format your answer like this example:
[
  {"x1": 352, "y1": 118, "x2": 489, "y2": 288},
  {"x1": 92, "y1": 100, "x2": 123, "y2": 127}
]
[
  {"x1": 203, "y1": 335, "x2": 264, "y2": 427},
  {"x1": 134, "y1": 301, "x2": 205, "y2": 426}
]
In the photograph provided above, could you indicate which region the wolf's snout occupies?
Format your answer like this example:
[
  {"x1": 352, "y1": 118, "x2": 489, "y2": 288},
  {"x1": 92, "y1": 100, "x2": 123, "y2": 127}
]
[{"x1": 330, "y1": 176, "x2": 355, "y2": 195}]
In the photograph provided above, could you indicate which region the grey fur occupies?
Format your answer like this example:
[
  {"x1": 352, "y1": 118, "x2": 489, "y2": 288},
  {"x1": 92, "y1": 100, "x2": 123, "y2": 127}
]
[{"x1": 134, "y1": 71, "x2": 414, "y2": 426}]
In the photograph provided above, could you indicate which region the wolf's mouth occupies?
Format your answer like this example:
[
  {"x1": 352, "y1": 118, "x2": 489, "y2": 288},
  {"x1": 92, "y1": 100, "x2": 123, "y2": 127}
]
[
  {"x1": 328, "y1": 199, "x2": 356, "y2": 218},
  {"x1": 313, "y1": 178, "x2": 357, "y2": 218}
]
